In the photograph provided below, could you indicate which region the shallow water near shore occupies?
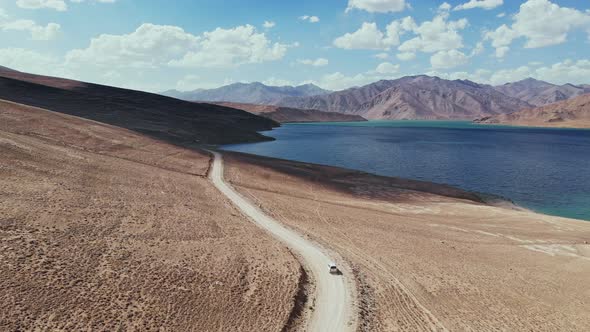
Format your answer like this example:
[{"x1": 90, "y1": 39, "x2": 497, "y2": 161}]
[{"x1": 223, "y1": 121, "x2": 590, "y2": 221}]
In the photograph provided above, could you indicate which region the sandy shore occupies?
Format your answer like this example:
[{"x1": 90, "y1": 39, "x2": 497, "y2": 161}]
[{"x1": 223, "y1": 151, "x2": 590, "y2": 331}]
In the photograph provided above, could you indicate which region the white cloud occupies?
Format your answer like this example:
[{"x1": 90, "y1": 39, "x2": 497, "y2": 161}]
[
  {"x1": 436, "y1": 59, "x2": 590, "y2": 86},
  {"x1": 262, "y1": 77, "x2": 295, "y2": 87},
  {"x1": 66, "y1": 23, "x2": 290, "y2": 69},
  {"x1": 299, "y1": 15, "x2": 320, "y2": 23},
  {"x1": 66, "y1": 23, "x2": 200, "y2": 68},
  {"x1": 398, "y1": 12, "x2": 468, "y2": 54},
  {"x1": 439, "y1": 2, "x2": 452, "y2": 12},
  {"x1": 297, "y1": 58, "x2": 329, "y2": 67},
  {"x1": 497, "y1": 12, "x2": 506, "y2": 18},
  {"x1": 312, "y1": 72, "x2": 376, "y2": 90},
  {"x1": 430, "y1": 49, "x2": 469, "y2": 69},
  {"x1": 333, "y1": 22, "x2": 386, "y2": 50},
  {"x1": 1, "y1": 19, "x2": 60, "y2": 40},
  {"x1": 0, "y1": 47, "x2": 65, "y2": 76},
  {"x1": 170, "y1": 24, "x2": 291, "y2": 68},
  {"x1": 374, "y1": 52, "x2": 389, "y2": 59},
  {"x1": 15, "y1": 0, "x2": 117, "y2": 11},
  {"x1": 485, "y1": 0, "x2": 590, "y2": 57},
  {"x1": 333, "y1": 18, "x2": 412, "y2": 50},
  {"x1": 375, "y1": 62, "x2": 399, "y2": 74},
  {"x1": 454, "y1": 0, "x2": 503, "y2": 11},
  {"x1": 470, "y1": 41, "x2": 484, "y2": 56},
  {"x1": 397, "y1": 52, "x2": 415, "y2": 61},
  {"x1": 16, "y1": 0, "x2": 67, "y2": 11},
  {"x1": 263, "y1": 21, "x2": 275, "y2": 28},
  {"x1": 309, "y1": 61, "x2": 405, "y2": 90},
  {"x1": 346, "y1": 0, "x2": 406, "y2": 13}
]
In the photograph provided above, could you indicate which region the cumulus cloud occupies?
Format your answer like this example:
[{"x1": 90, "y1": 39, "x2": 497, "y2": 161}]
[
  {"x1": 262, "y1": 77, "x2": 296, "y2": 87},
  {"x1": 454, "y1": 0, "x2": 503, "y2": 11},
  {"x1": 430, "y1": 49, "x2": 469, "y2": 69},
  {"x1": 398, "y1": 12, "x2": 468, "y2": 54},
  {"x1": 263, "y1": 21, "x2": 275, "y2": 28},
  {"x1": 333, "y1": 18, "x2": 414, "y2": 50},
  {"x1": 346, "y1": 0, "x2": 406, "y2": 13},
  {"x1": 308, "y1": 62, "x2": 404, "y2": 90},
  {"x1": 66, "y1": 23, "x2": 199, "y2": 68},
  {"x1": 299, "y1": 15, "x2": 320, "y2": 23},
  {"x1": 435, "y1": 59, "x2": 590, "y2": 85},
  {"x1": 396, "y1": 52, "x2": 415, "y2": 61},
  {"x1": 375, "y1": 62, "x2": 400, "y2": 74},
  {"x1": 297, "y1": 58, "x2": 329, "y2": 67},
  {"x1": 170, "y1": 25, "x2": 291, "y2": 68},
  {"x1": 16, "y1": 0, "x2": 116, "y2": 11},
  {"x1": 485, "y1": 0, "x2": 590, "y2": 58},
  {"x1": 66, "y1": 23, "x2": 291, "y2": 69},
  {"x1": 374, "y1": 52, "x2": 389, "y2": 59},
  {"x1": 16, "y1": 0, "x2": 67, "y2": 11},
  {"x1": 0, "y1": 47, "x2": 65, "y2": 76},
  {"x1": 1, "y1": 19, "x2": 60, "y2": 40}
]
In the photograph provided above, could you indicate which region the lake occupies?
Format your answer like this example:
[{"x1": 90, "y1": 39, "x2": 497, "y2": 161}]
[{"x1": 223, "y1": 121, "x2": 590, "y2": 221}]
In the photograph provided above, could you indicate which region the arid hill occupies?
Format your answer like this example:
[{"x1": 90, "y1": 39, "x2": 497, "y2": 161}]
[
  {"x1": 277, "y1": 76, "x2": 532, "y2": 120},
  {"x1": 216, "y1": 102, "x2": 366, "y2": 123},
  {"x1": 0, "y1": 99, "x2": 301, "y2": 331},
  {"x1": 475, "y1": 93, "x2": 590, "y2": 128},
  {"x1": 495, "y1": 78, "x2": 590, "y2": 107},
  {"x1": 162, "y1": 82, "x2": 330, "y2": 105},
  {"x1": 0, "y1": 67, "x2": 278, "y2": 145}
]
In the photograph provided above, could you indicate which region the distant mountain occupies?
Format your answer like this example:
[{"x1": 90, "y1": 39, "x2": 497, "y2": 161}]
[
  {"x1": 162, "y1": 82, "x2": 331, "y2": 104},
  {"x1": 276, "y1": 76, "x2": 532, "y2": 120},
  {"x1": 215, "y1": 102, "x2": 366, "y2": 123},
  {"x1": 495, "y1": 78, "x2": 590, "y2": 107},
  {"x1": 475, "y1": 93, "x2": 590, "y2": 128}
]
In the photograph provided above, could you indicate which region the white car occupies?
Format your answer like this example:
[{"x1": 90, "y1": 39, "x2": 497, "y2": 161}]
[{"x1": 328, "y1": 262, "x2": 339, "y2": 274}]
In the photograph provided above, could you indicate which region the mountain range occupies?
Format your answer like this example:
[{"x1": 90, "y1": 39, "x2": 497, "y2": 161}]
[
  {"x1": 162, "y1": 82, "x2": 330, "y2": 105},
  {"x1": 277, "y1": 76, "x2": 533, "y2": 120},
  {"x1": 165, "y1": 77, "x2": 590, "y2": 122},
  {"x1": 494, "y1": 78, "x2": 590, "y2": 107},
  {"x1": 475, "y1": 93, "x2": 590, "y2": 128}
]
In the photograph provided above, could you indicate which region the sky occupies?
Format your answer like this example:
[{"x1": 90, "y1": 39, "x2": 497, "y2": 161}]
[{"x1": 0, "y1": 0, "x2": 589, "y2": 92}]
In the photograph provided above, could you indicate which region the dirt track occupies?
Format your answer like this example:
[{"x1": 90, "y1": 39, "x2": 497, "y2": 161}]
[{"x1": 208, "y1": 151, "x2": 356, "y2": 332}]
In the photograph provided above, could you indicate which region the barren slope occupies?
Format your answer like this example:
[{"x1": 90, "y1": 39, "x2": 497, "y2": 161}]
[
  {"x1": 0, "y1": 68, "x2": 278, "y2": 145},
  {"x1": 223, "y1": 151, "x2": 590, "y2": 332},
  {"x1": 216, "y1": 102, "x2": 366, "y2": 123},
  {"x1": 476, "y1": 94, "x2": 590, "y2": 128},
  {"x1": 0, "y1": 100, "x2": 301, "y2": 331}
]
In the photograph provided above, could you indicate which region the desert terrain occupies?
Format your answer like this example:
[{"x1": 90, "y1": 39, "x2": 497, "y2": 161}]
[
  {"x1": 476, "y1": 93, "x2": 590, "y2": 128},
  {"x1": 0, "y1": 100, "x2": 302, "y2": 331},
  {"x1": 0, "y1": 67, "x2": 278, "y2": 145},
  {"x1": 222, "y1": 151, "x2": 590, "y2": 331}
]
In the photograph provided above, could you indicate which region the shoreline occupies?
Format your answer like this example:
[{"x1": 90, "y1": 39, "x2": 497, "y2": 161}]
[
  {"x1": 221, "y1": 121, "x2": 590, "y2": 222},
  {"x1": 219, "y1": 148, "x2": 590, "y2": 222}
]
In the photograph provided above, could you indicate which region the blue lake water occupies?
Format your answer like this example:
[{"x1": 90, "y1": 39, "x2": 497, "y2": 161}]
[{"x1": 223, "y1": 121, "x2": 590, "y2": 221}]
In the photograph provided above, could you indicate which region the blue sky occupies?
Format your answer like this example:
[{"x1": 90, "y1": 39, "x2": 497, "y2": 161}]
[{"x1": 1, "y1": 0, "x2": 589, "y2": 92}]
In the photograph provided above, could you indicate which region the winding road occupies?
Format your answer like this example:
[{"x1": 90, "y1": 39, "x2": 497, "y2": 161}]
[{"x1": 208, "y1": 151, "x2": 355, "y2": 332}]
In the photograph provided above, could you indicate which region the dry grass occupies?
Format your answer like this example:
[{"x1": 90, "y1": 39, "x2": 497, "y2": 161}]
[
  {"x1": 0, "y1": 100, "x2": 300, "y2": 331},
  {"x1": 223, "y1": 151, "x2": 590, "y2": 331}
]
